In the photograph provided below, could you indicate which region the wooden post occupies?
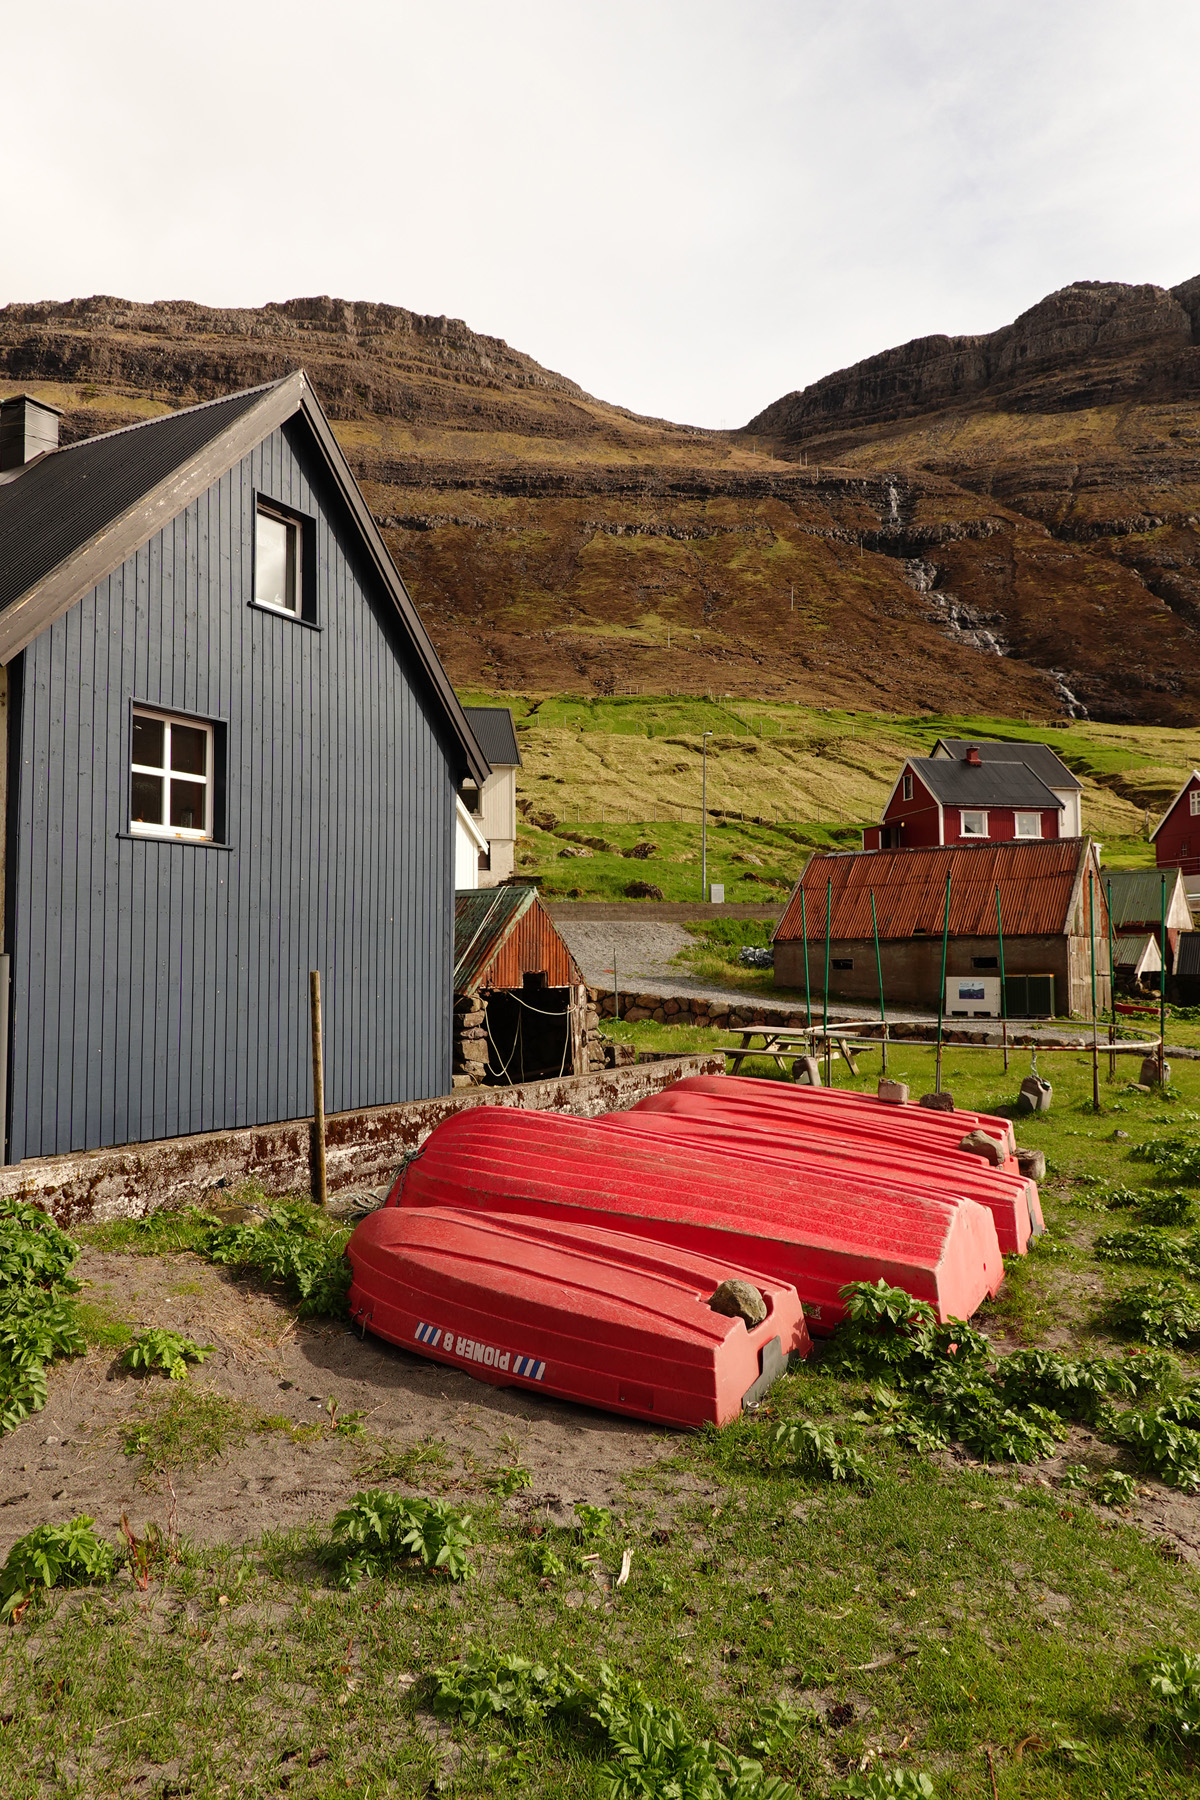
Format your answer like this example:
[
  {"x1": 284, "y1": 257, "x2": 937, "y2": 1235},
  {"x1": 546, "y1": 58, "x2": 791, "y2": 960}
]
[{"x1": 310, "y1": 970, "x2": 328, "y2": 1207}]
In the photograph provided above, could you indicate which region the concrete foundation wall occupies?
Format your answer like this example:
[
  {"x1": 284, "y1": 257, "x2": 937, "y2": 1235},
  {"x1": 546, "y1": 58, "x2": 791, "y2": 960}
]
[{"x1": 4, "y1": 1054, "x2": 725, "y2": 1227}]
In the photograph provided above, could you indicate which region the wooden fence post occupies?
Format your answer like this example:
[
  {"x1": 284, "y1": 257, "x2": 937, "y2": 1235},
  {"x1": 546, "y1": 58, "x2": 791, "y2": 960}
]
[{"x1": 310, "y1": 970, "x2": 328, "y2": 1207}]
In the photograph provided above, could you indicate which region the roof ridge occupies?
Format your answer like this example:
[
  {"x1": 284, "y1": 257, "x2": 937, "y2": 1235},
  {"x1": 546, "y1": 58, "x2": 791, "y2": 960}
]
[{"x1": 55, "y1": 377, "x2": 290, "y2": 457}]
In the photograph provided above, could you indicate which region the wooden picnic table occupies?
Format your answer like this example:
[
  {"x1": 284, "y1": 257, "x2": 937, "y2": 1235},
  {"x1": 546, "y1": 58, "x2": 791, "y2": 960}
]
[{"x1": 720, "y1": 1022, "x2": 863, "y2": 1079}]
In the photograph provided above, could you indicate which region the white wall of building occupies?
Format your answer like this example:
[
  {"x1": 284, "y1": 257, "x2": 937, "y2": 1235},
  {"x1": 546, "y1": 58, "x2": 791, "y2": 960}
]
[{"x1": 455, "y1": 797, "x2": 488, "y2": 890}]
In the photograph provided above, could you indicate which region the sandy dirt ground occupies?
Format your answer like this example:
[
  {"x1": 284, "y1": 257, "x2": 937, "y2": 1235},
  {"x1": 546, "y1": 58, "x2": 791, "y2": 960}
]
[{"x1": 0, "y1": 1248, "x2": 679, "y2": 1556}]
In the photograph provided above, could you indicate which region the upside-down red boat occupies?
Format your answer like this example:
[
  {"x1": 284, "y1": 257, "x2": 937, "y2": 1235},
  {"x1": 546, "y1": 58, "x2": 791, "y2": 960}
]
[
  {"x1": 346, "y1": 1201, "x2": 807, "y2": 1427},
  {"x1": 388, "y1": 1107, "x2": 1003, "y2": 1329},
  {"x1": 623, "y1": 1084, "x2": 1040, "y2": 1254}
]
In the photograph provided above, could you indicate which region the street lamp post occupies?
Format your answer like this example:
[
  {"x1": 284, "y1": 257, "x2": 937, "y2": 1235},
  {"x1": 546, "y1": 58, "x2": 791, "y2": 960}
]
[{"x1": 701, "y1": 730, "x2": 713, "y2": 897}]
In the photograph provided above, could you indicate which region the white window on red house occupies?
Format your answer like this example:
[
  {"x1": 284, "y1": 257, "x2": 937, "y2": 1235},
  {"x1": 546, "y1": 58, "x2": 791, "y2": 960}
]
[
  {"x1": 960, "y1": 810, "x2": 988, "y2": 837},
  {"x1": 1015, "y1": 812, "x2": 1042, "y2": 839},
  {"x1": 130, "y1": 710, "x2": 213, "y2": 840},
  {"x1": 902, "y1": 772, "x2": 914, "y2": 801},
  {"x1": 1190, "y1": 789, "x2": 1200, "y2": 817}
]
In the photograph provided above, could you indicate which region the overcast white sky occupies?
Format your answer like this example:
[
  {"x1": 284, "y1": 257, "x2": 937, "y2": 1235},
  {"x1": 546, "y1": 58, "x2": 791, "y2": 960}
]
[{"x1": 4, "y1": 1, "x2": 1199, "y2": 427}]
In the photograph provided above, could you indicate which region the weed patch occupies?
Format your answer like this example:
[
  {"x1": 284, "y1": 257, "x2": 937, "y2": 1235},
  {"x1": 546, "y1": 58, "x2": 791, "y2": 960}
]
[
  {"x1": 324, "y1": 1490, "x2": 474, "y2": 1586},
  {"x1": 121, "y1": 1388, "x2": 250, "y2": 1482},
  {"x1": 0, "y1": 1516, "x2": 114, "y2": 1621},
  {"x1": 120, "y1": 1326, "x2": 213, "y2": 1380}
]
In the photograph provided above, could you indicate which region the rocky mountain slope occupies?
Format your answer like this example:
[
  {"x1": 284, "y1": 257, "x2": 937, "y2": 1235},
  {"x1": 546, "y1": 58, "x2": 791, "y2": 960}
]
[
  {"x1": 2, "y1": 285, "x2": 1199, "y2": 722},
  {"x1": 744, "y1": 279, "x2": 1200, "y2": 722}
]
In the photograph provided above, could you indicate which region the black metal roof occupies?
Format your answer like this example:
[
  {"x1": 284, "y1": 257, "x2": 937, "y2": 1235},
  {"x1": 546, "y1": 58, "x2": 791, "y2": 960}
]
[
  {"x1": 462, "y1": 706, "x2": 521, "y2": 767},
  {"x1": 933, "y1": 737, "x2": 1082, "y2": 791},
  {"x1": 910, "y1": 756, "x2": 1063, "y2": 810},
  {"x1": 0, "y1": 386, "x2": 273, "y2": 615},
  {"x1": 1175, "y1": 931, "x2": 1200, "y2": 978}
]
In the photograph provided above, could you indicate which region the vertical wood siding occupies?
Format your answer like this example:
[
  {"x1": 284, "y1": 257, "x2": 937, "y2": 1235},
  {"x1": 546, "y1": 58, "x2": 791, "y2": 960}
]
[{"x1": 9, "y1": 419, "x2": 455, "y2": 1159}]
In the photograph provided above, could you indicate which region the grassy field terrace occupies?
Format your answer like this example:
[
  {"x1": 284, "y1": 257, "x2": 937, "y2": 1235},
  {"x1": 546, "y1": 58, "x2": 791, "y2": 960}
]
[{"x1": 457, "y1": 693, "x2": 1200, "y2": 904}]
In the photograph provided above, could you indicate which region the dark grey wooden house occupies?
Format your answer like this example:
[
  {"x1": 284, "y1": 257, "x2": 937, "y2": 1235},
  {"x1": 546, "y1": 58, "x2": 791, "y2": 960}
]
[{"x1": 0, "y1": 377, "x2": 488, "y2": 1162}]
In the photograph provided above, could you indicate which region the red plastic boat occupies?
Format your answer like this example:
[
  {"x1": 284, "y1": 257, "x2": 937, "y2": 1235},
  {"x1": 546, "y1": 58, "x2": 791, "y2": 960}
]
[
  {"x1": 626, "y1": 1086, "x2": 1039, "y2": 1254},
  {"x1": 346, "y1": 1202, "x2": 807, "y2": 1427},
  {"x1": 390, "y1": 1108, "x2": 1003, "y2": 1329},
  {"x1": 666, "y1": 1076, "x2": 1016, "y2": 1162}
]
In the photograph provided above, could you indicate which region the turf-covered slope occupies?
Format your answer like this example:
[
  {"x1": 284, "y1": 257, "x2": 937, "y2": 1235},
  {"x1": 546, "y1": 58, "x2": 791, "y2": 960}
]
[{"x1": 5, "y1": 283, "x2": 1200, "y2": 722}]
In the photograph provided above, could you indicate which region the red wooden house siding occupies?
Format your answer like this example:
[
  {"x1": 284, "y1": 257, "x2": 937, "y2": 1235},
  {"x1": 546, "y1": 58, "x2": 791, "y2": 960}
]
[
  {"x1": 865, "y1": 763, "x2": 1060, "y2": 851},
  {"x1": 1154, "y1": 774, "x2": 1200, "y2": 876}
]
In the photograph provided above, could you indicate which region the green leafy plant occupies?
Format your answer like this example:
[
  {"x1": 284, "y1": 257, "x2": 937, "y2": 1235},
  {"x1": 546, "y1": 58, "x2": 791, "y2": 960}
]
[
  {"x1": 0, "y1": 1202, "x2": 87, "y2": 1434},
  {"x1": 1094, "y1": 1226, "x2": 1199, "y2": 1274},
  {"x1": 1091, "y1": 1470, "x2": 1138, "y2": 1506},
  {"x1": 1138, "y1": 1190, "x2": 1197, "y2": 1226},
  {"x1": 121, "y1": 1327, "x2": 213, "y2": 1380},
  {"x1": 773, "y1": 1419, "x2": 870, "y2": 1485},
  {"x1": 836, "y1": 1775, "x2": 935, "y2": 1799},
  {"x1": 203, "y1": 1204, "x2": 351, "y2": 1318},
  {"x1": 1133, "y1": 1133, "x2": 1200, "y2": 1182},
  {"x1": 530, "y1": 1540, "x2": 568, "y2": 1581},
  {"x1": 1110, "y1": 1280, "x2": 1200, "y2": 1347},
  {"x1": 431, "y1": 1650, "x2": 799, "y2": 1798},
  {"x1": 0, "y1": 1516, "x2": 114, "y2": 1621},
  {"x1": 325, "y1": 1397, "x2": 366, "y2": 1439},
  {"x1": 1142, "y1": 1648, "x2": 1200, "y2": 1739},
  {"x1": 487, "y1": 1464, "x2": 532, "y2": 1497},
  {"x1": 326, "y1": 1490, "x2": 473, "y2": 1585},
  {"x1": 1108, "y1": 1394, "x2": 1200, "y2": 1491},
  {"x1": 576, "y1": 1503, "x2": 613, "y2": 1538},
  {"x1": 0, "y1": 1200, "x2": 80, "y2": 1292}
]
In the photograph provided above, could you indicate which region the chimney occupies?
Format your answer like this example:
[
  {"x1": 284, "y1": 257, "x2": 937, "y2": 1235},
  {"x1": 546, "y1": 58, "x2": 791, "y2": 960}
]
[
  {"x1": 0, "y1": 395, "x2": 62, "y2": 472},
  {"x1": 965, "y1": 744, "x2": 982, "y2": 766}
]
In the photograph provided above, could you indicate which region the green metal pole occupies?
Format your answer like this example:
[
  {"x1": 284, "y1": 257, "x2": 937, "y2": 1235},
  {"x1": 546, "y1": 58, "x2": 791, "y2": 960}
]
[
  {"x1": 1161, "y1": 872, "x2": 1167, "y2": 1084},
  {"x1": 800, "y1": 887, "x2": 812, "y2": 1041},
  {"x1": 995, "y1": 885, "x2": 1008, "y2": 1074},
  {"x1": 871, "y1": 890, "x2": 887, "y2": 1075},
  {"x1": 1088, "y1": 872, "x2": 1100, "y2": 1112},
  {"x1": 935, "y1": 871, "x2": 951, "y2": 1095},
  {"x1": 824, "y1": 876, "x2": 832, "y2": 1086},
  {"x1": 1106, "y1": 878, "x2": 1116, "y2": 1080}
]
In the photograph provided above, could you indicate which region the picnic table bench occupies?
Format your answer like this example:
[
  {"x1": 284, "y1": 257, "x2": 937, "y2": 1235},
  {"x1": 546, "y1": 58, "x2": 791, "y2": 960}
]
[{"x1": 719, "y1": 1022, "x2": 863, "y2": 1079}]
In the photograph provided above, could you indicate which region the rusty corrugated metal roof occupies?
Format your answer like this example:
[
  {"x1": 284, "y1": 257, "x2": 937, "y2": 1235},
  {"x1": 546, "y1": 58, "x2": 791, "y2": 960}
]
[
  {"x1": 454, "y1": 885, "x2": 583, "y2": 994},
  {"x1": 774, "y1": 838, "x2": 1106, "y2": 942}
]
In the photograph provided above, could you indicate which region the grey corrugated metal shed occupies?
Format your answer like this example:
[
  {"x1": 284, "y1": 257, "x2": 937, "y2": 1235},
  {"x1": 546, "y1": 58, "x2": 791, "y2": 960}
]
[
  {"x1": 909, "y1": 757, "x2": 1063, "y2": 810},
  {"x1": 1175, "y1": 932, "x2": 1200, "y2": 978},
  {"x1": 463, "y1": 706, "x2": 521, "y2": 767},
  {"x1": 932, "y1": 738, "x2": 1082, "y2": 790}
]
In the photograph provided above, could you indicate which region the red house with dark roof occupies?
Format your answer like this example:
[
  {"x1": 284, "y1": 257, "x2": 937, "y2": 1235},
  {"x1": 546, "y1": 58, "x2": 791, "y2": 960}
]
[
  {"x1": 1151, "y1": 770, "x2": 1200, "y2": 899},
  {"x1": 864, "y1": 745, "x2": 1064, "y2": 851}
]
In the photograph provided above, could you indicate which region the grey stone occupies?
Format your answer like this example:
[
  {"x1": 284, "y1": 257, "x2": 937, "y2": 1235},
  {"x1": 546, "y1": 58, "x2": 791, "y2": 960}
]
[
  {"x1": 959, "y1": 1129, "x2": 1004, "y2": 1166},
  {"x1": 877, "y1": 1079, "x2": 909, "y2": 1104},
  {"x1": 1016, "y1": 1147, "x2": 1047, "y2": 1181},
  {"x1": 919, "y1": 1092, "x2": 955, "y2": 1111},
  {"x1": 708, "y1": 1278, "x2": 768, "y2": 1328}
]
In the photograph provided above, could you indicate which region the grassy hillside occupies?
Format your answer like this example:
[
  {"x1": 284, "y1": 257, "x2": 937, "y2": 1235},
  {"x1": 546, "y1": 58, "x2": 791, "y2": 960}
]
[{"x1": 460, "y1": 694, "x2": 1200, "y2": 903}]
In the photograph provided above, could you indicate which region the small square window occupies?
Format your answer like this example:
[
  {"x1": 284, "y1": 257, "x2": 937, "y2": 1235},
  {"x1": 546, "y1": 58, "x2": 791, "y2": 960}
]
[
  {"x1": 1190, "y1": 789, "x2": 1200, "y2": 817},
  {"x1": 961, "y1": 810, "x2": 988, "y2": 837},
  {"x1": 831, "y1": 957, "x2": 854, "y2": 970},
  {"x1": 902, "y1": 773, "x2": 914, "y2": 801},
  {"x1": 1015, "y1": 811, "x2": 1042, "y2": 839},
  {"x1": 255, "y1": 504, "x2": 300, "y2": 614},
  {"x1": 130, "y1": 709, "x2": 214, "y2": 840}
]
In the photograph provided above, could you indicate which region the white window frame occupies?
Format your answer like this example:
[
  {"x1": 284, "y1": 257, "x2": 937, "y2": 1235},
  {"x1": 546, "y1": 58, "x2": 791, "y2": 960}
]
[
  {"x1": 960, "y1": 810, "x2": 988, "y2": 837},
  {"x1": 1015, "y1": 811, "x2": 1042, "y2": 839},
  {"x1": 254, "y1": 501, "x2": 302, "y2": 617},
  {"x1": 129, "y1": 708, "x2": 214, "y2": 842},
  {"x1": 1190, "y1": 789, "x2": 1200, "y2": 817},
  {"x1": 902, "y1": 772, "x2": 914, "y2": 801}
]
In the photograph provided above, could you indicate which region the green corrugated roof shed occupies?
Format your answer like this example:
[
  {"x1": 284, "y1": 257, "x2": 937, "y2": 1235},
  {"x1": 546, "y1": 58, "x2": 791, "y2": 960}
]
[
  {"x1": 1103, "y1": 868, "x2": 1193, "y2": 931},
  {"x1": 454, "y1": 887, "x2": 536, "y2": 993}
]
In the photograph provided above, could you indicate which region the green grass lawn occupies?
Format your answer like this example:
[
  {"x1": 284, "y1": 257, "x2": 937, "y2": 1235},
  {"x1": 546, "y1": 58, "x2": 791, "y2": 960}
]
[{"x1": 5, "y1": 1047, "x2": 1200, "y2": 1796}]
